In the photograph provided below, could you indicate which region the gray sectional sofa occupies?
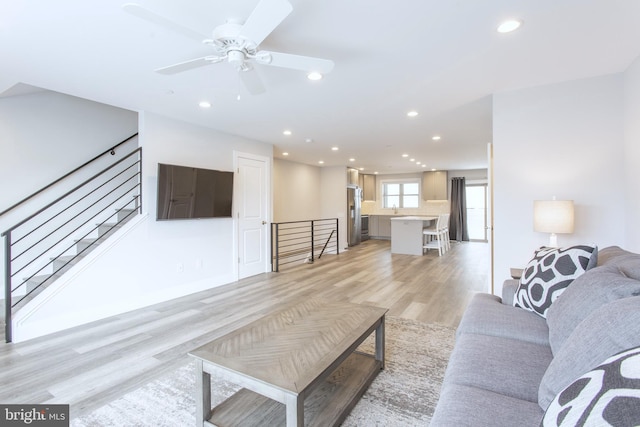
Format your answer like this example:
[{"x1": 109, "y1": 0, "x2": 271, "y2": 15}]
[{"x1": 430, "y1": 246, "x2": 640, "y2": 426}]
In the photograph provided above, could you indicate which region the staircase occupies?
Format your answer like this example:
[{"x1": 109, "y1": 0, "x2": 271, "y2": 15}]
[
  {"x1": 16, "y1": 207, "x2": 138, "y2": 310},
  {"x1": 2, "y1": 134, "x2": 141, "y2": 342}
]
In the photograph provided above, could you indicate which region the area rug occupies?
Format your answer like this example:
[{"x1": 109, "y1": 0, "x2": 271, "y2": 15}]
[{"x1": 71, "y1": 317, "x2": 455, "y2": 426}]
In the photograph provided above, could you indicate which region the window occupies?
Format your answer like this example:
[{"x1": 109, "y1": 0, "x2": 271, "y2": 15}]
[{"x1": 382, "y1": 181, "x2": 419, "y2": 209}]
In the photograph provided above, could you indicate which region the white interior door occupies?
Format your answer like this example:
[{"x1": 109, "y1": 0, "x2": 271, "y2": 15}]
[{"x1": 235, "y1": 153, "x2": 269, "y2": 279}]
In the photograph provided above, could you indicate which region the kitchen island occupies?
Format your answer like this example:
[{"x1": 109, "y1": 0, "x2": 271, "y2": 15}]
[{"x1": 390, "y1": 216, "x2": 437, "y2": 255}]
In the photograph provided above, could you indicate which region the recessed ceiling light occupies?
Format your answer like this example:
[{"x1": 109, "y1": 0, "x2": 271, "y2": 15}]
[
  {"x1": 431, "y1": 168, "x2": 437, "y2": 171},
  {"x1": 283, "y1": 130, "x2": 292, "y2": 136},
  {"x1": 318, "y1": 160, "x2": 324, "y2": 164},
  {"x1": 416, "y1": 162, "x2": 421, "y2": 165},
  {"x1": 305, "y1": 138, "x2": 314, "y2": 143},
  {"x1": 497, "y1": 19, "x2": 522, "y2": 33},
  {"x1": 410, "y1": 158, "x2": 415, "y2": 162},
  {"x1": 199, "y1": 101, "x2": 211, "y2": 108},
  {"x1": 432, "y1": 135, "x2": 441, "y2": 141},
  {"x1": 359, "y1": 167, "x2": 364, "y2": 171},
  {"x1": 402, "y1": 154, "x2": 409, "y2": 158},
  {"x1": 282, "y1": 152, "x2": 289, "y2": 156},
  {"x1": 421, "y1": 165, "x2": 427, "y2": 168},
  {"x1": 407, "y1": 111, "x2": 419, "y2": 117},
  {"x1": 349, "y1": 158, "x2": 356, "y2": 162},
  {"x1": 331, "y1": 146, "x2": 339, "y2": 151},
  {"x1": 307, "y1": 72, "x2": 323, "y2": 81},
  {"x1": 374, "y1": 171, "x2": 379, "y2": 175}
]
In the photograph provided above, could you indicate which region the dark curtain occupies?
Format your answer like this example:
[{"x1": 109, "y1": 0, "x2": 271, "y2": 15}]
[{"x1": 450, "y1": 177, "x2": 469, "y2": 242}]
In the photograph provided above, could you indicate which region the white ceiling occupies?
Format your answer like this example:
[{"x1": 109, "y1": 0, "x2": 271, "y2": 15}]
[{"x1": 2, "y1": 0, "x2": 639, "y2": 174}]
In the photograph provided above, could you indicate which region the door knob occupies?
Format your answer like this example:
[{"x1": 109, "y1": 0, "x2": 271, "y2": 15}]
[{"x1": 262, "y1": 221, "x2": 267, "y2": 225}]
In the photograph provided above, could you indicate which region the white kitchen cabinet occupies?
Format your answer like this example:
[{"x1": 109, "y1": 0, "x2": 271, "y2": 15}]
[
  {"x1": 368, "y1": 215, "x2": 379, "y2": 236},
  {"x1": 369, "y1": 215, "x2": 391, "y2": 239},
  {"x1": 356, "y1": 173, "x2": 376, "y2": 201},
  {"x1": 422, "y1": 171, "x2": 448, "y2": 200},
  {"x1": 377, "y1": 216, "x2": 392, "y2": 238},
  {"x1": 347, "y1": 168, "x2": 359, "y2": 186},
  {"x1": 362, "y1": 174, "x2": 376, "y2": 201}
]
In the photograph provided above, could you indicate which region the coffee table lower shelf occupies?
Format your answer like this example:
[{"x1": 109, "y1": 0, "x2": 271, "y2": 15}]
[{"x1": 206, "y1": 352, "x2": 382, "y2": 427}]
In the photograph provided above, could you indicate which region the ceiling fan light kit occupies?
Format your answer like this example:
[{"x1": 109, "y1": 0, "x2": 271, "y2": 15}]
[{"x1": 124, "y1": 0, "x2": 334, "y2": 95}]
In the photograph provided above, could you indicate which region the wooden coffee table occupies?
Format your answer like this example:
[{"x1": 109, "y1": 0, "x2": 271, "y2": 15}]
[{"x1": 189, "y1": 298, "x2": 387, "y2": 427}]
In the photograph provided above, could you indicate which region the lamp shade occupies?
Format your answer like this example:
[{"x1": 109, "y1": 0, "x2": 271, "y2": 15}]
[{"x1": 533, "y1": 200, "x2": 575, "y2": 234}]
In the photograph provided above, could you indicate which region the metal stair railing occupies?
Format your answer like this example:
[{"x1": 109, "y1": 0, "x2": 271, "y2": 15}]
[
  {"x1": 270, "y1": 218, "x2": 339, "y2": 272},
  {"x1": 2, "y1": 134, "x2": 141, "y2": 343}
]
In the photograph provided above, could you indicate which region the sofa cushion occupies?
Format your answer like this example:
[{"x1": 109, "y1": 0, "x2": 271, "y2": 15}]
[
  {"x1": 596, "y1": 245, "x2": 640, "y2": 267},
  {"x1": 539, "y1": 296, "x2": 640, "y2": 410},
  {"x1": 430, "y1": 383, "x2": 543, "y2": 427},
  {"x1": 546, "y1": 261, "x2": 640, "y2": 355},
  {"x1": 513, "y1": 245, "x2": 597, "y2": 318},
  {"x1": 444, "y1": 333, "x2": 552, "y2": 403},
  {"x1": 457, "y1": 293, "x2": 549, "y2": 346},
  {"x1": 502, "y1": 279, "x2": 519, "y2": 304},
  {"x1": 541, "y1": 346, "x2": 640, "y2": 427}
]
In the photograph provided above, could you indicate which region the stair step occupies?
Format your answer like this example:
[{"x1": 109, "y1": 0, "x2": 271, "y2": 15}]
[
  {"x1": 97, "y1": 223, "x2": 122, "y2": 237},
  {"x1": 51, "y1": 255, "x2": 81, "y2": 273},
  {"x1": 75, "y1": 238, "x2": 98, "y2": 253},
  {"x1": 117, "y1": 208, "x2": 136, "y2": 222},
  {"x1": 25, "y1": 273, "x2": 61, "y2": 292}
]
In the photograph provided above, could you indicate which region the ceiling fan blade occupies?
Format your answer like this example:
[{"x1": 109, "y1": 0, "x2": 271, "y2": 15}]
[
  {"x1": 259, "y1": 51, "x2": 335, "y2": 74},
  {"x1": 238, "y1": 0, "x2": 293, "y2": 46},
  {"x1": 122, "y1": 3, "x2": 208, "y2": 42},
  {"x1": 155, "y1": 56, "x2": 221, "y2": 75},
  {"x1": 238, "y1": 69, "x2": 266, "y2": 95}
]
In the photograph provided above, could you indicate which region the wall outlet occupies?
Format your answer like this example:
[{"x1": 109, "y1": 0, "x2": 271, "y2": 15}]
[{"x1": 177, "y1": 263, "x2": 184, "y2": 273}]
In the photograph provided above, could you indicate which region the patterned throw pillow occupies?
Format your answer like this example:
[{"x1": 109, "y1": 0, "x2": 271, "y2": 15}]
[
  {"x1": 541, "y1": 346, "x2": 640, "y2": 427},
  {"x1": 513, "y1": 245, "x2": 597, "y2": 318}
]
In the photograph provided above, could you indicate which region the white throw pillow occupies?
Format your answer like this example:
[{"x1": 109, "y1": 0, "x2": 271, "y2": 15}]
[
  {"x1": 541, "y1": 346, "x2": 640, "y2": 426},
  {"x1": 513, "y1": 245, "x2": 597, "y2": 318}
]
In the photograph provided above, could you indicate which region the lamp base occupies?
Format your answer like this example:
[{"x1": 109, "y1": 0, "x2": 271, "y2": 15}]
[{"x1": 549, "y1": 233, "x2": 558, "y2": 248}]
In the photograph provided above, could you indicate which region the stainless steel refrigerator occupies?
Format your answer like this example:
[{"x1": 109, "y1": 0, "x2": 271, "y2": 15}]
[{"x1": 347, "y1": 185, "x2": 362, "y2": 246}]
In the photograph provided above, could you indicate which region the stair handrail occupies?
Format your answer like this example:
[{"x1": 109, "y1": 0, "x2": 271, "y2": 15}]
[
  {"x1": 2, "y1": 147, "x2": 141, "y2": 237},
  {"x1": 0, "y1": 132, "x2": 138, "y2": 219}
]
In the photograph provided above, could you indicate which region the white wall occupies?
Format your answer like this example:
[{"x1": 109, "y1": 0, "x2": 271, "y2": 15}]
[
  {"x1": 493, "y1": 73, "x2": 627, "y2": 296},
  {"x1": 273, "y1": 158, "x2": 322, "y2": 222},
  {"x1": 624, "y1": 56, "x2": 640, "y2": 252},
  {"x1": 0, "y1": 89, "x2": 138, "y2": 221},
  {"x1": 12, "y1": 111, "x2": 273, "y2": 341}
]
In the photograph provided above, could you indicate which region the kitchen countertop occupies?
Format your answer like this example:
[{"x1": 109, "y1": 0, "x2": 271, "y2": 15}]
[{"x1": 390, "y1": 215, "x2": 438, "y2": 221}]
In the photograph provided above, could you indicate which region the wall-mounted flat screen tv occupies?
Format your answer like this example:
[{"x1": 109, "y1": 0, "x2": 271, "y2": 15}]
[{"x1": 157, "y1": 163, "x2": 234, "y2": 220}]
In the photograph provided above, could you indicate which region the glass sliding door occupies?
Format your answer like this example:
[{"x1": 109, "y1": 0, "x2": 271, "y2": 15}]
[{"x1": 466, "y1": 184, "x2": 488, "y2": 242}]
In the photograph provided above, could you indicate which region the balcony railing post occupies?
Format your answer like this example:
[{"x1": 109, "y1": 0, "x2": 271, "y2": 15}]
[
  {"x1": 273, "y1": 223, "x2": 279, "y2": 272},
  {"x1": 137, "y1": 150, "x2": 143, "y2": 215},
  {"x1": 310, "y1": 220, "x2": 315, "y2": 263},
  {"x1": 335, "y1": 218, "x2": 340, "y2": 254},
  {"x1": 5, "y1": 230, "x2": 13, "y2": 343}
]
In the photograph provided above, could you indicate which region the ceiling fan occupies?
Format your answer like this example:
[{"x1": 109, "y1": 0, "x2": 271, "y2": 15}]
[{"x1": 123, "y1": 0, "x2": 335, "y2": 95}]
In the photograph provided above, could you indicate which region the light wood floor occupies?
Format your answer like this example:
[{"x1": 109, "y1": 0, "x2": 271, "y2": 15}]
[{"x1": 0, "y1": 239, "x2": 488, "y2": 419}]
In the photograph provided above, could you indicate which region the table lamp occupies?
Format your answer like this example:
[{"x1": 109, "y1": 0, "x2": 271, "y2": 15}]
[{"x1": 533, "y1": 199, "x2": 574, "y2": 247}]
